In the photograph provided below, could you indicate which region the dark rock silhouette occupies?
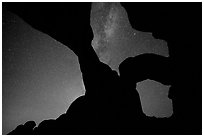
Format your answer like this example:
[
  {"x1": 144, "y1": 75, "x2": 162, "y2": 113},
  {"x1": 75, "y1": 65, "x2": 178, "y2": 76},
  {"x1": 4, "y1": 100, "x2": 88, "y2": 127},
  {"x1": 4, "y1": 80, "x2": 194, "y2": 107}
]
[
  {"x1": 8, "y1": 121, "x2": 36, "y2": 135},
  {"x1": 4, "y1": 2, "x2": 201, "y2": 135},
  {"x1": 119, "y1": 54, "x2": 173, "y2": 86}
]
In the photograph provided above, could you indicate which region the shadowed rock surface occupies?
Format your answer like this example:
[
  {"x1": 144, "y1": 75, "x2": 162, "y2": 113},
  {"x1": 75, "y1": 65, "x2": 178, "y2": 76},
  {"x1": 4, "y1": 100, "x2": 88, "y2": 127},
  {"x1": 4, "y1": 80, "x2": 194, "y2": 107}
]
[
  {"x1": 8, "y1": 54, "x2": 174, "y2": 134},
  {"x1": 5, "y1": 2, "x2": 201, "y2": 135},
  {"x1": 8, "y1": 121, "x2": 36, "y2": 135}
]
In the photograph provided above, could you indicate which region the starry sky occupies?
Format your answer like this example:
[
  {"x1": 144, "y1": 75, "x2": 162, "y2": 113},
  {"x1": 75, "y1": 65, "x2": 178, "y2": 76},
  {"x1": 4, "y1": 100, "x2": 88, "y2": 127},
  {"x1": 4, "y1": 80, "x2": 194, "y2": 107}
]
[
  {"x1": 90, "y1": 2, "x2": 172, "y2": 117},
  {"x1": 91, "y1": 2, "x2": 169, "y2": 73},
  {"x1": 3, "y1": 4, "x2": 172, "y2": 135},
  {"x1": 3, "y1": 10, "x2": 84, "y2": 134}
]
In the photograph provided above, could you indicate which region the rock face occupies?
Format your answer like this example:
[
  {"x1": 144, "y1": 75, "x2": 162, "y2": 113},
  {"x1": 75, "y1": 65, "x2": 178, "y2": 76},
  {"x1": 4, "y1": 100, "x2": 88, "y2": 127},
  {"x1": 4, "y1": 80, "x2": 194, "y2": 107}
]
[
  {"x1": 6, "y1": 2, "x2": 201, "y2": 135},
  {"x1": 8, "y1": 121, "x2": 36, "y2": 135},
  {"x1": 7, "y1": 3, "x2": 174, "y2": 135},
  {"x1": 8, "y1": 53, "x2": 174, "y2": 135}
]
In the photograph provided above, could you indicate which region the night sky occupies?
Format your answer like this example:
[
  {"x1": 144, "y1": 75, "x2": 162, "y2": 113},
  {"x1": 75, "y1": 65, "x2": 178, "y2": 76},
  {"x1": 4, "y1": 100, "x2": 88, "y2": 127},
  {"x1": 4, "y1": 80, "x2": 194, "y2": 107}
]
[
  {"x1": 3, "y1": 4, "x2": 173, "y2": 134},
  {"x1": 90, "y1": 2, "x2": 172, "y2": 118},
  {"x1": 3, "y1": 10, "x2": 84, "y2": 134}
]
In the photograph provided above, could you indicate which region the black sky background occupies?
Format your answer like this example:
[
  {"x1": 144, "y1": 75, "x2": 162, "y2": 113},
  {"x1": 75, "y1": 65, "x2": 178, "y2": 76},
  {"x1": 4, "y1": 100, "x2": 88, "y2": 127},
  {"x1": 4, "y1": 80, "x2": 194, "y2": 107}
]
[{"x1": 2, "y1": 2, "x2": 202, "y2": 134}]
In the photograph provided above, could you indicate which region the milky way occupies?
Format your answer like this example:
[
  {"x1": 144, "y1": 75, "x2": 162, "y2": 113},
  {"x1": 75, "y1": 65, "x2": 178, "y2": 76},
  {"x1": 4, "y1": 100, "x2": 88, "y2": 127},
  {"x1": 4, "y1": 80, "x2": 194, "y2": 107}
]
[
  {"x1": 3, "y1": 3, "x2": 173, "y2": 134},
  {"x1": 90, "y1": 2, "x2": 172, "y2": 118},
  {"x1": 91, "y1": 2, "x2": 169, "y2": 73}
]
